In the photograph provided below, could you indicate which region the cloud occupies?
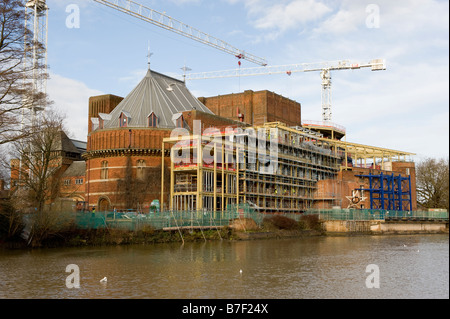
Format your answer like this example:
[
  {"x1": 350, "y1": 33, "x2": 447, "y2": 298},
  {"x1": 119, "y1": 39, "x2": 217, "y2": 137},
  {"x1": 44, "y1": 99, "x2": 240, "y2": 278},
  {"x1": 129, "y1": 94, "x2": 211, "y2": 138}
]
[
  {"x1": 312, "y1": 8, "x2": 362, "y2": 35},
  {"x1": 251, "y1": 0, "x2": 332, "y2": 31},
  {"x1": 226, "y1": 0, "x2": 332, "y2": 39},
  {"x1": 47, "y1": 73, "x2": 103, "y2": 141},
  {"x1": 312, "y1": 0, "x2": 449, "y2": 36}
]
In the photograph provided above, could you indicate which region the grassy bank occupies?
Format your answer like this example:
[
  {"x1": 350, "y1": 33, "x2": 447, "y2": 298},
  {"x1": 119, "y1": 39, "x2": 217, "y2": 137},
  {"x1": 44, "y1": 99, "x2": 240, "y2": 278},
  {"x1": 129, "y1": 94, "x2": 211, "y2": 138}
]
[{"x1": 0, "y1": 214, "x2": 325, "y2": 249}]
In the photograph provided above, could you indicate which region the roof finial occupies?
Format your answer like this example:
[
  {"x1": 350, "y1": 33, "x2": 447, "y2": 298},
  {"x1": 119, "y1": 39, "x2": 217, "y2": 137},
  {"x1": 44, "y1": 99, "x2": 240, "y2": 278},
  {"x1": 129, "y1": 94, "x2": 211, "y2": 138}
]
[
  {"x1": 181, "y1": 62, "x2": 192, "y2": 83},
  {"x1": 147, "y1": 41, "x2": 153, "y2": 70}
]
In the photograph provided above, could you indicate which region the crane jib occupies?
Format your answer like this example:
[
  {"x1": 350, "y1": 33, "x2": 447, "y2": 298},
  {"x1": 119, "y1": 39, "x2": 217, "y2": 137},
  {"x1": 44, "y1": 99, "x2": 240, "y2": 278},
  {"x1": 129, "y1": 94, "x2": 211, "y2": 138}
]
[{"x1": 93, "y1": 0, "x2": 268, "y2": 66}]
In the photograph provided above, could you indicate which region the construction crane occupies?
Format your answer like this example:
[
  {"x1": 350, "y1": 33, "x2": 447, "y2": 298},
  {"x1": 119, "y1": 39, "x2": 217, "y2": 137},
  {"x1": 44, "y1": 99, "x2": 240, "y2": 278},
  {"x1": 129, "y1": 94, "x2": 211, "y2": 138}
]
[
  {"x1": 183, "y1": 59, "x2": 386, "y2": 122},
  {"x1": 23, "y1": 0, "x2": 49, "y2": 119},
  {"x1": 93, "y1": 0, "x2": 267, "y2": 66}
]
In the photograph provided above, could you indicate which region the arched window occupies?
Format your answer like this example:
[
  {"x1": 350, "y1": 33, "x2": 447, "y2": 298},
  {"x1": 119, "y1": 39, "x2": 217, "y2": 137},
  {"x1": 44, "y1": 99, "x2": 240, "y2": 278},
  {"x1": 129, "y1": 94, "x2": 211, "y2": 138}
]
[
  {"x1": 137, "y1": 159, "x2": 146, "y2": 179},
  {"x1": 101, "y1": 161, "x2": 108, "y2": 179},
  {"x1": 148, "y1": 112, "x2": 158, "y2": 128}
]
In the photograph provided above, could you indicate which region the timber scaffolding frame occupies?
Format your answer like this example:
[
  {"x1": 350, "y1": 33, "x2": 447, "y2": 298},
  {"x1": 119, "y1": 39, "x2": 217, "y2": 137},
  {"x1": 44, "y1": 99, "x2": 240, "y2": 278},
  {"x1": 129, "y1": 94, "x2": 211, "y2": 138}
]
[{"x1": 161, "y1": 122, "x2": 415, "y2": 214}]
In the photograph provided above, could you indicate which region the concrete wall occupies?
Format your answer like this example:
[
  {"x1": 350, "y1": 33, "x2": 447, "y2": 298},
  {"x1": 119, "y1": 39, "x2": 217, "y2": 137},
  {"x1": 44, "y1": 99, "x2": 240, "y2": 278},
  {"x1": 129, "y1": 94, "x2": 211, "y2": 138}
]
[
  {"x1": 323, "y1": 220, "x2": 372, "y2": 232},
  {"x1": 372, "y1": 221, "x2": 448, "y2": 234},
  {"x1": 323, "y1": 220, "x2": 448, "y2": 234}
]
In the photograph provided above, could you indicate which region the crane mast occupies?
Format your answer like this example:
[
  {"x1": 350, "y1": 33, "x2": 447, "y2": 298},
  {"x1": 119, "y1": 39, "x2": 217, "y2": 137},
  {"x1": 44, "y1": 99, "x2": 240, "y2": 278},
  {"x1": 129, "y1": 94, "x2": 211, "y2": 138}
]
[
  {"x1": 93, "y1": 0, "x2": 267, "y2": 66},
  {"x1": 23, "y1": 0, "x2": 49, "y2": 121},
  {"x1": 184, "y1": 59, "x2": 386, "y2": 122}
]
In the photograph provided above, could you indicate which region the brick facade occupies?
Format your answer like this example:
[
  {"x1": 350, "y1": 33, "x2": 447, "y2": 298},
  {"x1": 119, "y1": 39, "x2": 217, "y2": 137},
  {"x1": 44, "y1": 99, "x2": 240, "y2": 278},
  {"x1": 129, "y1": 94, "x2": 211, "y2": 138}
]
[
  {"x1": 199, "y1": 90, "x2": 301, "y2": 127},
  {"x1": 84, "y1": 105, "x2": 242, "y2": 211},
  {"x1": 313, "y1": 165, "x2": 417, "y2": 211},
  {"x1": 88, "y1": 94, "x2": 123, "y2": 133}
]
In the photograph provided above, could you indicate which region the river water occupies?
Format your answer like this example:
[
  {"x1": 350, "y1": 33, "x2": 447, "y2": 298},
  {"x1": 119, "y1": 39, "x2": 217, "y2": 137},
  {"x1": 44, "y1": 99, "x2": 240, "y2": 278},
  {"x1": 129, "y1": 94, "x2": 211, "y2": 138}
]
[{"x1": 0, "y1": 234, "x2": 448, "y2": 299}]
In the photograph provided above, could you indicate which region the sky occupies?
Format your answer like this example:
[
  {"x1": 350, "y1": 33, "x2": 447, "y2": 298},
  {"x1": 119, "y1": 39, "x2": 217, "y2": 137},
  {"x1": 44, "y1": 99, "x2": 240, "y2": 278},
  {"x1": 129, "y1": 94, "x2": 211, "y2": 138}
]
[{"x1": 44, "y1": 0, "x2": 449, "y2": 161}]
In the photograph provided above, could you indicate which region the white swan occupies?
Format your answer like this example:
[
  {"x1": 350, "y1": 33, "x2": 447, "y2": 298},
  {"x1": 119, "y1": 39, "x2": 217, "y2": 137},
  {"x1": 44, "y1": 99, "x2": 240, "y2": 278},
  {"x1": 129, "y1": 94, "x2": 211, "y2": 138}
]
[{"x1": 100, "y1": 277, "x2": 107, "y2": 283}]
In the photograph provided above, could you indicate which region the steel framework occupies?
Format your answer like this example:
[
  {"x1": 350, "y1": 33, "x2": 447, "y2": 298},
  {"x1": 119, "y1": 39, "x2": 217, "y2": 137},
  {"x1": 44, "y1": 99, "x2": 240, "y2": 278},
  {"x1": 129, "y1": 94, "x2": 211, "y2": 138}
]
[
  {"x1": 23, "y1": 0, "x2": 49, "y2": 120},
  {"x1": 357, "y1": 172, "x2": 413, "y2": 211}
]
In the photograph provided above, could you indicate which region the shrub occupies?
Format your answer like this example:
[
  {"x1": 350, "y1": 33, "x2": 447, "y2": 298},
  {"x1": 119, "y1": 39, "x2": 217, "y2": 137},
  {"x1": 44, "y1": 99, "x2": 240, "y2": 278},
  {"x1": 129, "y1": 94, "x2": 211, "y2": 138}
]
[
  {"x1": 0, "y1": 200, "x2": 24, "y2": 241},
  {"x1": 300, "y1": 214, "x2": 322, "y2": 231},
  {"x1": 263, "y1": 215, "x2": 299, "y2": 230}
]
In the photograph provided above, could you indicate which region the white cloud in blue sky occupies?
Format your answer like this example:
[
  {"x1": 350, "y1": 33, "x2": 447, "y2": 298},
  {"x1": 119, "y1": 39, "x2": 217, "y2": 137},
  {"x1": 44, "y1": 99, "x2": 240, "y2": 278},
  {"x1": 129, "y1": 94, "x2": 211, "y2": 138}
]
[{"x1": 45, "y1": 0, "x2": 448, "y2": 160}]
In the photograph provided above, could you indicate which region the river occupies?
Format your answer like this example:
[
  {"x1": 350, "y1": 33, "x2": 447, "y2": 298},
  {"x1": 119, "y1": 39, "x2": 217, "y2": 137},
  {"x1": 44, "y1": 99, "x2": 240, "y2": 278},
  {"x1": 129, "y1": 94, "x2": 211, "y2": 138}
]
[{"x1": 0, "y1": 234, "x2": 448, "y2": 299}]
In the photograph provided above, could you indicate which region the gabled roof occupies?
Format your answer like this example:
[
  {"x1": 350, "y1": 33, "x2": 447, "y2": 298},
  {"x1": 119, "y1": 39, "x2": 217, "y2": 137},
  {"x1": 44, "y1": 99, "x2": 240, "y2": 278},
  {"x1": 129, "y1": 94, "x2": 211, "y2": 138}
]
[
  {"x1": 54, "y1": 131, "x2": 82, "y2": 154},
  {"x1": 62, "y1": 161, "x2": 86, "y2": 178},
  {"x1": 103, "y1": 69, "x2": 213, "y2": 129}
]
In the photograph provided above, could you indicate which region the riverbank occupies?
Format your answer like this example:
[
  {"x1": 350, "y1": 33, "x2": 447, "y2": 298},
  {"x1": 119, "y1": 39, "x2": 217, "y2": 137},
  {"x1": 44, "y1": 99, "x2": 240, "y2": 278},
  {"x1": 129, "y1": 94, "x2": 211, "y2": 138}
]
[
  {"x1": 1, "y1": 215, "x2": 447, "y2": 250},
  {"x1": 0, "y1": 215, "x2": 323, "y2": 249},
  {"x1": 0, "y1": 227, "x2": 325, "y2": 249}
]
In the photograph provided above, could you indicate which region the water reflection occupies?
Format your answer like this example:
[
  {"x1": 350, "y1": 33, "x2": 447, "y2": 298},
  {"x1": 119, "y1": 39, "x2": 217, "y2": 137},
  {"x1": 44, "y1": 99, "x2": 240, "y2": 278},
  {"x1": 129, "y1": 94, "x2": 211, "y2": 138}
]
[{"x1": 0, "y1": 235, "x2": 448, "y2": 299}]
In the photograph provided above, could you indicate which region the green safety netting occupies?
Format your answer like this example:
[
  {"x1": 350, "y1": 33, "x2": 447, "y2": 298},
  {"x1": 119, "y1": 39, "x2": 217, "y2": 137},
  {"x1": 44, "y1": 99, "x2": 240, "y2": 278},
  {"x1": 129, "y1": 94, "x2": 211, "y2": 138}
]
[{"x1": 71, "y1": 206, "x2": 448, "y2": 231}]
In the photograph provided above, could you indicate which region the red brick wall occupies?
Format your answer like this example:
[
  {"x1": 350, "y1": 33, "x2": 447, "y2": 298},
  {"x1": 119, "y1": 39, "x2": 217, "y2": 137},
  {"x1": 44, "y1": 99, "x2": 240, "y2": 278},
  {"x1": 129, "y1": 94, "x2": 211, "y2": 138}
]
[
  {"x1": 313, "y1": 165, "x2": 417, "y2": 210},
  {"x1": 85, "y1": 154, "x2": 171, "y2": 210},
  {"x1": 182, "y1": 110, "x2": 246, "y2": 133},
  {"x1": 199, "y1": 90, "x2": 301, "y2": 126},
  {"x1": 60, "y1": 176, "x2": 86, "y2": 202},
  {"x1": 87, "y1": 128, "x2": 173, "y2": 152},
  {"x1": 392, "y1": 162, "x2": 417, "y2": 211},
  {"x1": 88, "y1": 95, "x2": 123, "y2": 133}
]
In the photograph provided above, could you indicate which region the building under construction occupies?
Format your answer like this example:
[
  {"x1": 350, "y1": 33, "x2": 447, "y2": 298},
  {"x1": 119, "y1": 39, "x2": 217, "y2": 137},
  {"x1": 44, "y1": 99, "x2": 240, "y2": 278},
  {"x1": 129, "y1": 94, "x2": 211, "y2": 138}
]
[
  {"x1": 9, "y1": 68, "x2": 415, "y2": 214},
  {"x1": 162, "y1": 119, "x2": 416, "y2": 214},
  {"x1": 3, "y1": 1, "x2": 417, "y2": 216}
]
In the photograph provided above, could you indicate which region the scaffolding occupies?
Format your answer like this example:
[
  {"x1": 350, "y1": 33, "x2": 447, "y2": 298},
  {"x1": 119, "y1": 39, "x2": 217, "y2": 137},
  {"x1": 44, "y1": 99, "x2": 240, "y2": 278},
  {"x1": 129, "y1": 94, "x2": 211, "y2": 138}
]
[{"x1": 162, "y1": 123, "x2": 341, "y2": 213}]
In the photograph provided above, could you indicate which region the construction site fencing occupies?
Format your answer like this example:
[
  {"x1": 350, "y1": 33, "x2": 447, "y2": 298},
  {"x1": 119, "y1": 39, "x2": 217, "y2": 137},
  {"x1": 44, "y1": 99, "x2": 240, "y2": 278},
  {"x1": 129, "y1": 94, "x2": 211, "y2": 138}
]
[
  {"x1": 71, "y1": 207, "x2": 448, "y2": 232},
  {"x1": 73, "y1": 205, "x2": 263, "y2": 231},
  {"x1": 303, "y1": 209, "x2": 449, "y2": 221}
]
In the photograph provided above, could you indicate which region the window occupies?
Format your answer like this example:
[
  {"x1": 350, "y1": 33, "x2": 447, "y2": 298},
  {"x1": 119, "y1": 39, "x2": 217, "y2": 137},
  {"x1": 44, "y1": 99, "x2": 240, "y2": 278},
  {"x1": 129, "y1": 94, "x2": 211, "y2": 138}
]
[
  {"x1": 119, "y1": 112, "x2": 130, "y2": 128},
  {"x1": 120, "y1": 115, "x2": 127, "y2": 128},
  {"x1": 176, "y1": 115, "x2": 184, "y2": 128},
  {"x1": 148, "y1": 112, "x2": 158, "y2": 127},
  {"x1": 101, "y1": 161, "x2": 108, "y2": 179},
  {"x1": 75, "y1": 178, "x2": 83, "y2": 185},
  {"x1": 64, "y1": 179, "x2": 71, "y2": 186},
  {"x1": 137, "y1": 160, "x2": 146, "y2": 180}
]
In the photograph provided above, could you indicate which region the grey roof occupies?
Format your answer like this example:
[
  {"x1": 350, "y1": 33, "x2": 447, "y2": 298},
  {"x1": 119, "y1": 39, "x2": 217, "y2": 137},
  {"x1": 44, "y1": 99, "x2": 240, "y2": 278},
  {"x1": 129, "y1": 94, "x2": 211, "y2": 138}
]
[
  {"x1": 55, "y1": 131, "x2": 81, "y2": 154},
  {"x1": 70, "y1": 140, "x2": 87, "y2": 153},
  {"x1": 62, "y1": 161, "x2": 86, "y2": 177},
  {"x1": 102, "y1": 69, "x2": 213, "y2": 129}
]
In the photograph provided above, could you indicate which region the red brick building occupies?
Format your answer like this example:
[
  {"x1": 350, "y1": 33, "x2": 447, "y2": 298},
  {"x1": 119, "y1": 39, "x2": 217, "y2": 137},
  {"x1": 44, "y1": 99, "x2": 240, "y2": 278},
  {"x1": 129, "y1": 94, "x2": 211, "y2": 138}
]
[
  {"x1": 9, "y1": 67, "x2": 415, "y2": 213},
  {"x1": 198, "y1": 90, "x2": 301, "y2": 126},
  {"x1": 83, "y1": 69, "x2": 243, "y2": 211}
]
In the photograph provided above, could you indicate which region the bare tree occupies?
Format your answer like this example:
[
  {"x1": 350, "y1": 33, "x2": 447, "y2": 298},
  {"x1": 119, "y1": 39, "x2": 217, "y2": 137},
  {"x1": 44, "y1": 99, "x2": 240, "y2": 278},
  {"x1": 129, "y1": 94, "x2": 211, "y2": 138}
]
[
  {"x1": 8, "y1": 109, "x2": 75, "y2": 246},
  {"x1": 116, "y1": 156, "x2": 170, "y2": 211},
  {"x1": 10, "y1": 109, "x2": 66, "y2": 212},
  {"x1": 416, "y1": 157, "x2": 449, "y2": 211},
  {"x1": 0, "y1": 0, "x2": 50, "y2": 146}
]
